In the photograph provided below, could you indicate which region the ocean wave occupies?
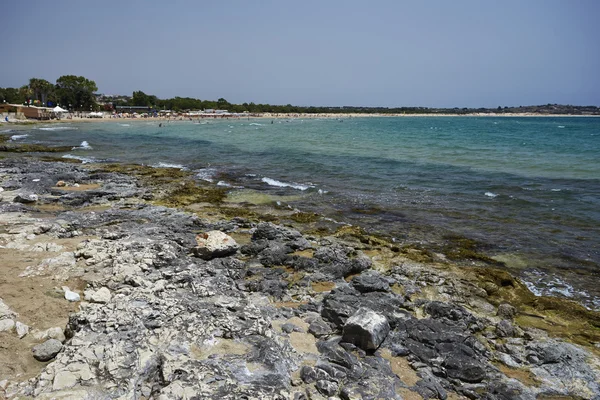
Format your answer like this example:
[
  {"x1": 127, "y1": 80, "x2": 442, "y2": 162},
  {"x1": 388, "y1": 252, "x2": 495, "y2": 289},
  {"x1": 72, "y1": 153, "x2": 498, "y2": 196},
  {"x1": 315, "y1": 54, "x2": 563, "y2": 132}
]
[
  {"x1": 484, "y1": 192, "x2": 498, "y2": 198},
  {"x1": 72, "y1": 140, "x2": 92, "y2": 150},
  {"x1": 261, "y1": 177, "x2": 312, "y2": 191},
  {"x1": 118, "y1": 124, "x2": 130, "y2": 127},
  {"x1": 10, "y1": 134, "x2": 29, "y2": 140},
  {"x1": 1, "y1": 129, "x2": 15, "y2": 133},
  {"x1": 196, "y1": 168, "x2": 218, "y2": 182},
  {"x1": 37, "y1": 126, "x2": 78, "y2": 131},
  {"x1": 153, "y1": 162, "x2": 187, "y2": 170},
  {"x1": 61, "y1": 154, "x2": 97, "y2": 163},
  {"x1": 249, "y1": 123, "x2": 263, "y2": 126},
  {"x1": 557, "y1": 125, "x2": 565, "y2": 128},
  {"x1": 217, "y1": 181, "x2": 232, "y2": 187}
]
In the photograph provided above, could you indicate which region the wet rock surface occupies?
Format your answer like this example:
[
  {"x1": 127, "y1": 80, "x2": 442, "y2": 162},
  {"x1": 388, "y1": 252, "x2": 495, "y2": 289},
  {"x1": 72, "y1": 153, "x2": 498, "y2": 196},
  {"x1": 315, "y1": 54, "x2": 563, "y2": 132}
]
[{"x1": 1, "y1": 158, "x2": 600, "y2": 399}]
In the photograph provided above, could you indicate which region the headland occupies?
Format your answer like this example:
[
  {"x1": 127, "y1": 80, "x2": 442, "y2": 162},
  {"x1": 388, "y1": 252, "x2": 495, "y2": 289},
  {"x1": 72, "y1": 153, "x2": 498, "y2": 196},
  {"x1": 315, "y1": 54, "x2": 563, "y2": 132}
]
[{"x1": 1, "y1": 138, "x2": 600, "y2": 399}]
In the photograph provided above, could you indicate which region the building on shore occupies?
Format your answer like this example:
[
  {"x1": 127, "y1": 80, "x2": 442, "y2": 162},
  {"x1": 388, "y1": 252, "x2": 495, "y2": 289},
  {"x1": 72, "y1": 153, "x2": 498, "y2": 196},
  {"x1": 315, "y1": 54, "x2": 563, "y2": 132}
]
[{"x1": 0, "y1": 104, "x2": 53, "y2": 120}]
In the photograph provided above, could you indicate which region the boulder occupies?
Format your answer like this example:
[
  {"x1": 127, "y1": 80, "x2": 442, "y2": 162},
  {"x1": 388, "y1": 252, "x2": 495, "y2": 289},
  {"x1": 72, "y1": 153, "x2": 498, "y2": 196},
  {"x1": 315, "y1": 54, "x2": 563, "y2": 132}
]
[
  {"x1": 351, "y1": 271, "x2": 390, "y2": 293},
  {"x1": 85, "y1": 287, "x2": 112, "y2": 304},
  {"x1": 342, "y1": 308, "x2": 390, "y2": 351},
  {"x1": 496, "y1": 319, "x2": 515, "y2": 338},
  {"x1": 497, "y1": 303, "x2": 517, "y2": 320},
  {"x1": 32, "y1": 339, "x2": 63, "y2": 361},
  {"x1": 443, "y1": 353, "x2": 486, "y2": 383},
  {"x1": 316, "y1": 379, "x2": 339, "y2": 396},
  {"x1": 16, "y1": 321, "x2": 29, "y2": 338},
  {"x1": 308, "y1": 319, "x2": 333, "y2": 338},
  {"x1": 62, "y1": 286, "x2": 80, "y2": 302},
  {"x1": 0, "y1": 319, "x2": 15, "y2": 332},
  {"x1": 13, "y1": 193, "x2": 39, "y2": 203},
  {"x1": 192, "y1": 231, "x2": 239, "y2": 260}
]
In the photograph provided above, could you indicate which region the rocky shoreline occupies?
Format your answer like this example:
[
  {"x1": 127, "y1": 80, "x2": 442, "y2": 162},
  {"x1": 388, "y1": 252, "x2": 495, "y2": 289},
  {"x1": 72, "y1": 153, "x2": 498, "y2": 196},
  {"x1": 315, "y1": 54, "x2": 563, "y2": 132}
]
[{"x1": 1, "y1": 155, "x2": 600, "y2": 400}]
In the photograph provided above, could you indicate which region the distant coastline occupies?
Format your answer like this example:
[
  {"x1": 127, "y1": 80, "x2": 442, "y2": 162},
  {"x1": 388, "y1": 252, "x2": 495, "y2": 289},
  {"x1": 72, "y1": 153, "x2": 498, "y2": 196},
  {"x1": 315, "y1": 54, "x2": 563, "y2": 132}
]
[{"x1": 2, "y1": 112, "x2": 600, "y2": 125}]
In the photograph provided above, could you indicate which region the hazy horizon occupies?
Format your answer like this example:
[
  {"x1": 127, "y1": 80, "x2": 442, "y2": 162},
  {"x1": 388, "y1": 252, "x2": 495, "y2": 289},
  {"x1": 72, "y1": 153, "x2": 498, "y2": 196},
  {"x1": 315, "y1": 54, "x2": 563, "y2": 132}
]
[{"x1": 2, "y1": 0, "x2": 599, "y2": 108}]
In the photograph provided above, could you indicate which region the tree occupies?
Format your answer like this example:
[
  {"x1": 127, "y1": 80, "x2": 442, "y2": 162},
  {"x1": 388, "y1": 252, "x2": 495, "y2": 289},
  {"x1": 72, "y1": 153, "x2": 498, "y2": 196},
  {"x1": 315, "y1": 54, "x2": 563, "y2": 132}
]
[
  {"x1": 28, "y1": 78, "x2": 55, "y2": 105},
  {"x1": 131, "y1": 90, "x2": 152, "y2": 107},
  {"x1": 19, "y1": 85, "x2": 33, "y2": 105},
  {"x1": 55, "y1": 75, "x2": 98, "y2": 110},
  {"x1": 0, "y1": 87, "x2": 24, "y2": 104},
  {"x1": 217, "y1": 97, "x2": 230, "y2": 109}
]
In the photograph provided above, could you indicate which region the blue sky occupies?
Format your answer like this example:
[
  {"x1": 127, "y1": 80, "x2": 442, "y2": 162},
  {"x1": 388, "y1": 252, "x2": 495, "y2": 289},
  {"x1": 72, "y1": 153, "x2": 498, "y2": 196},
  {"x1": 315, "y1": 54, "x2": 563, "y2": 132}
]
[{"x1": 2, "y1": 0, "x2": 599, "y2": 107}]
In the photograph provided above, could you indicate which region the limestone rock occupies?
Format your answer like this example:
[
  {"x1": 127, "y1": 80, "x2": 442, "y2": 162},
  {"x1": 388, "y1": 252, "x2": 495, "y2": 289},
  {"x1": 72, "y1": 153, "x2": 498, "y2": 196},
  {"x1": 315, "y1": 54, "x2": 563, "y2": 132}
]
[
  {"x1": 192, "y1": 230, "x2": 239, "y2": 260},
  {"x1": 16, "y1": 321, "x2": 29, "y2": 338},
  {"x1": 53, "y1": 371, "x2": 78, "y2": 391},
  {"x1": 32, "y1": 339, "x2": 63, "y2": 361},
  {"x1": 62, "y1": 286, "x2": 80, "y2": 302},
  {"x1": 497, "y1": 303, "x2": 517, "y2": 320},
  {"x1": 496, "y1": 319, "x2": 515, "y2": 338},
  {"x1": 13, "y1": 193, "x2": 39, "y2": 203},
  {"x1": 85, "y1": 287, "x2": 112, "y2": 303},
  {"x1": 351, "y1": 271, "x2": 390, "y2": 293},
  {"x1": 0, "y1": 319, "x2": 15, "y2": 332},
  {"x1": 316, "y1": 379, "x2": 339, "y2": 396},
  {"x1": 342, "y1": 308, "x2": 390, "y2": 351},
  {"x1": 443, "y1": 354, "x2": 486, "y2": 383}
]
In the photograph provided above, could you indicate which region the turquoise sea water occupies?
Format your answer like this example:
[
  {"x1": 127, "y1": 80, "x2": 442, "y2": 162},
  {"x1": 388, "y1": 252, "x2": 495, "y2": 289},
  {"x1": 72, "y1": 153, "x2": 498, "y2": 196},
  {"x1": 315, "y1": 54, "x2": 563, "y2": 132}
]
[{"x1": 5, "y1": 116, "x2": 600, "y2": 307}]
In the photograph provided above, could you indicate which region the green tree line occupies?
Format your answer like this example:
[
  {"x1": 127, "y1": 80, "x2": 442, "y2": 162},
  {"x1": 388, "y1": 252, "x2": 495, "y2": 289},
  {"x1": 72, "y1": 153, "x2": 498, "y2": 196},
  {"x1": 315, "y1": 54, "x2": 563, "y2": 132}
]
[
  {"x1": 1, "y1": 75, "x2": 98, "y2": 111},
  {"x1": 3, "y1": 75, "x2": 599, "y2": 115}
]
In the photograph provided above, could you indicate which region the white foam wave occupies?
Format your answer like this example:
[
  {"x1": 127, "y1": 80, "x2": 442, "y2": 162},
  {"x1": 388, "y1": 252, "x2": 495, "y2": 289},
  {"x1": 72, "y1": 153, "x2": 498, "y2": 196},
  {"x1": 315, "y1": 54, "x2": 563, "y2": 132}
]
[
  {"x1": 61, "y1": 154, "x2": 96, "y2": 163},
  {"x1": 217, "y1": 181, "x2": 231, "y2": 187},
  {"x1": 550, "y1": 188, "x2": 562, "y2": 192},
  {"x1": 1, "y1": 129, "x2": 15, "y2": 133},
  {"x1": 37, "y1": 126, "x2": 78, "y2": 131},
  {"x1": 10, "y1": 134, "x2": 29, "y2": 140},
  {"x1": 118, "y1": 124, "x2": 130, "y2": 127},
  {"x1": 261, "y1": 177, "x2": 312, "y2": 191},
  {"x1": 249, "y1": 123, "x2": 263, "y2": 126},
  {"x1": 196, "y1": 168, "x2": 218, "y2": 182},
  {"x1": 153, "y1": 162, "x2": 187, "y2": 170},
  {"x1": 72, "y1": 140, "x2": 92, "y2": 150},
  {"x1": 484, "y1": 192, "x2": 498, "y2": 198},
  {"x1": 557, "y1": 125, "x2": 565, "y2": 128}
]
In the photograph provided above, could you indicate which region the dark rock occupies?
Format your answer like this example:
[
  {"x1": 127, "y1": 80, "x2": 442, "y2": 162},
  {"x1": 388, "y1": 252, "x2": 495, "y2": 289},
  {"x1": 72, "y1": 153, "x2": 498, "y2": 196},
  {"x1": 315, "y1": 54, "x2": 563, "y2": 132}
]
[
  {"x1": 351, "y1": 271, "x2": 390, "y2": 293},
  {"x1": 300, "y1": 366, "x2": 330, "y2": 384},
  {"x1": 425, "y1": 301, "x2": 475, "y2": 326},
  {"x1": 281, "y1": 323, "x2": 302, "y2": 333},
  {"x1": 342, "y1": 308, "x2": 390, "y2": 351},
  {"x1": 308, "y1": 319, "x2": 333, "y2": 338},
  {"x1": 252, "y1": 222, "x2": 311, "y2": 250},
  {"x1": 443, "y1": 354, "x2": 486, "y2": 383},
  {"x1": 32, "y1": 339, "x2": 63, "y2": 361},
  {"x1": 497, "y1": 303, "x2": 517, "y2": 320},
  {"x1": 496, "y1": 319, "x2": 515, "y2": 338},
  {"x1": 13, "y1": 193, "x2": 38, "y2": 203},
  {"x1": 316, "y1": 379, "x2": 339, "y2": 396}
]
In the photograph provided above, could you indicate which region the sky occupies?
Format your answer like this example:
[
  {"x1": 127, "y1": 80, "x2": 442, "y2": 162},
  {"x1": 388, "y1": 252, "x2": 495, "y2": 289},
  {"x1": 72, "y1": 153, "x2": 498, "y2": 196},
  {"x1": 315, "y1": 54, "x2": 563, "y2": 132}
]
[{"x1": 2, "y1": 0, "x2": 599, "y2": 108}]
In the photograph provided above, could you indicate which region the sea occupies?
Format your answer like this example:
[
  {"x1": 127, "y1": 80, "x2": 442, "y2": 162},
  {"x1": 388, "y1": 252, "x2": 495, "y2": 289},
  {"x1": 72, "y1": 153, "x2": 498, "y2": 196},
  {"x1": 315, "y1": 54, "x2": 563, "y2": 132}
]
[{"x1": 4, "y1": 116, "x2": 600, "y2": 309}]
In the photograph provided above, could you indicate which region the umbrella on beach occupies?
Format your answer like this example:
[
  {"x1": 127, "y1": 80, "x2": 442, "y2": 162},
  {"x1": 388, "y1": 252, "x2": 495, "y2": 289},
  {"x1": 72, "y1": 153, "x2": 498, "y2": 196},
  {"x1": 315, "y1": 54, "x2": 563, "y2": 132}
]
[{"x1": 53, "y1": 106, "x2": 68, "y2": 113}]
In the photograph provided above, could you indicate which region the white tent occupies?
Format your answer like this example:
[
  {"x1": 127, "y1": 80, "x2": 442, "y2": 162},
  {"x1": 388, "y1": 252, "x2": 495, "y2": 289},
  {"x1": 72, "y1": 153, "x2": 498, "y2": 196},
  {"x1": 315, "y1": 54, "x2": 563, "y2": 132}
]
[{"x1": 53, "y1": 106, "x2": 68, "y2": 113}]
